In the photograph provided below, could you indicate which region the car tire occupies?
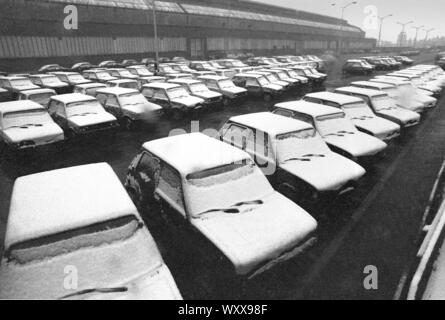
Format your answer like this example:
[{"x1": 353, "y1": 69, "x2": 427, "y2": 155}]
[
  {"x1": 222, "y1": 97, "x2": 231, "y2": 107},
  {"x1": 263, "y1": 93, "x2": 273, "y2": 102}
]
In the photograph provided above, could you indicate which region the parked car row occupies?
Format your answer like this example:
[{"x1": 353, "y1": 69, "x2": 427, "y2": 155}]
[
  {"x1": 0, "y1": 62, "x2": 444, "y2": 299},
  {"x1": 343, "y1": 55, "x2": 414, "y2": 75}
]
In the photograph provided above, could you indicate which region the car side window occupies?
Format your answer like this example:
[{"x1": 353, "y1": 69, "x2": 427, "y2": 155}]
[
  {"x1": 55, "y1": 103, "x2": 66, "y2": 117},
  {"x1": 272, "y1": 108, "x2": 294, "y2": 118},
  {"x1": 96, "y1": 93, "x2": 108, "y2": 105},
  {"x1": 246, "y1": 78, "x2": 258, "y2": 87},
  {"x1": 207, "y1": 80, "x2": 219, "y2": 90},
  {"x1": 157, "y1": 163, "x2": 185, "y2": 215},
  {"x1": 137, "y1": 152, "x2": 160, "y2": 185},
  {"x1": 292, "y1": 112, "x2": 315, "y2": 127},
  {"x1": 304, "y1": 97, "x2": 322, "y2": 104},
  {"x1": 48, "y1": 100, "x2": 58, "y2": 114},
  {"x1": 154, "y1": 90, "x2": 168, "y2": 100},
  {"x1": 323, "y1": 101, "x2": 340, "y2": 108},
  {"x1": 106, "y1": 95, "x2": 119, "y2": 107},
  {"x1": 223, "y1": 124, "x2": 250, "y2": 150},
  {"x1": 142, "y1": 88, "x2": 154, "y2": 98}
]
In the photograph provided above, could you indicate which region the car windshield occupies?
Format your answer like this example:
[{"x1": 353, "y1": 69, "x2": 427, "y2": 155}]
[
  {"x1": 119, "y1": 82, "x2": 138, "y2": 90},
  {"x1": 276, "y1": 129, "x2": 330, "y2": 163},
  {"x1": 218, "y1": 79, "x2": 236, "y2": 89},
  {"x1": 167, "y1": 87, "x2": 189, "y2": 99},
  {"x1": 11, "y1": 79, "x2": 34, "y2": 87},
  {"x1": 161, "y1": 66, "x2": 175, "y2": 73},
  {"x1": 2, "y1": 109, "x2": 52, "y2": 129},
  {"x1": 189, "y1": 83, "x2": 209, "y2": 93},
  {"x1": 40, "y1": 76, "x2": 61, "y2": 85},
  {"x1": 316, "y1": 113, "x2": 356, "y2": 137},
  {"x1": 97, "y1": 72, "x2": 114, "y2": 80},
  {"x1": 68, "y1": 74, "x2": 87, "y2": 82},
  {"x1": 29, "y1": 93, "x2": 53, "y2": 106},
  {"x1": 372, "y1": 95, "x2": 398, "y2": 111},
  {"x1": 119, "y1": 93, "x2": 148, "y2": 106},
  {"x1": 186, "y1": 161, "x2": 273, "y2": 218},
  {"x1": 66, "y1": 100, "x2": 104, "y2": 117},
  {"x1": 258, "y1": 76, "x2": 270, "y2": 86},
  {"x1": 342, "y1": 102, "x2": 374, "y2": 118},
  {"x1": 85, "y1": 86, "x2": 106, "y2": 95},
  {"x1": 6, "y1": 216, "x2": 147, "y2": 265},
  {"x1": 117, "y1": 70, "x2": 134, "y2": 77},
  {"x1": 134, "y1": 68, "x2": 151, "y2": 76}
]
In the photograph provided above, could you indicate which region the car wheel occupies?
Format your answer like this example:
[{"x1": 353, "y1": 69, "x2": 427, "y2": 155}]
[
  {"x1": 263, "y1": 93, "x2": 273, "y2": 102},
  {"x1": 122, "y1": 117, "x2": 134, "y2": 131},
  {"x1": 222, "y1": 97, "x2": 230, "y2": 107},
  {"x1": 172, "y1": 108, "x2": 184, "y2": 120}
]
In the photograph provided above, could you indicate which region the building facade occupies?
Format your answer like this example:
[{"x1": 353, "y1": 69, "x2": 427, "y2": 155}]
[{"x1": 0, "y1": 0, "x2": 376, "y2": 71}]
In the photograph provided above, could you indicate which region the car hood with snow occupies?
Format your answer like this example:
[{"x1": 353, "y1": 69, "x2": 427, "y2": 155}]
[
  {"x1": 191, "y1": 192, "x2": 317, "y2": 276},
  {"x1": 3, "y1": 123, "x2": 64, "y2": 146},
  {"x1": 323, "y1": 131, "x2": 388, "y2": 158},
  {"x1": 171, "y1": 96, "x2": 204, "y2": 108},
  {"x1": 122, "y1": 102, "x2": 162, "y2": 119},
  {"x1": 377, "y1": 107, "x2": 420, "y2": 127},
  {"x1": 280, "y1": 153, "x2": 366, "y2": 192},
  {"x1": 263, "y1": 83, "x2": 284, "y2": 92},
  {"x1": 0, "y1": 229, "x2": 182, "y2": 300},
  {"x1": 348, "y1": 115, "x2": 401, "y2": 141},
  {"x1": 68, "y1": 112, "x2": 117, "y2": 127}
]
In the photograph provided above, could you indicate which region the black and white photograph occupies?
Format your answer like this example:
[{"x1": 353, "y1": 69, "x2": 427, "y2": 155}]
[{"x1": 0, "y1": 0, "x2": 445, "y2": 305}]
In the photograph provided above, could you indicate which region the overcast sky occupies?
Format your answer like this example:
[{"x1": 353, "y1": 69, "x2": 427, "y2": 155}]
[{"x1": 254, "y1": 0, "x2": 444, "y2": 43}]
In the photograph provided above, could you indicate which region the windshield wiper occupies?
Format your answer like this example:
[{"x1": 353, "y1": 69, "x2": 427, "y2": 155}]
[
  {"x1": 337, "y1": 131, "x2": 355, "y2": 135},
  {"x1": 302, "y1": 154, "x2": 326, "y2": 158},
  {"x1": 283, "y1": 157, "x2": 311, "y2": 163},
  {"x1": 59, "y1": 287, "x2": 128, "y2": 300},
  {"x1": 198, "y1": 200, "x2": 264, "y2": 217}
]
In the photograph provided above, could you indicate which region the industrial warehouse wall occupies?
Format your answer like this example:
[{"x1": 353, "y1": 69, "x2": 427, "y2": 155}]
[{"x1": 0, "y1": 0, "x2": 376, "y2": 72}]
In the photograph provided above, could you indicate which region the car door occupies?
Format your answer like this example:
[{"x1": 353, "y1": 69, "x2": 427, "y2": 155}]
[
  {"x1": 49, "y1": 101, "x2": 69, "y2": 130},
  {"x1": 152, "y1": 89, "x2": 170, "y2": 109},
  {"x1": 104, "y1": 94, "x2": 123, "y2": 118},
  {"x1": 245, "y1": 78, "x2": 263, "y2": 97},
  {"x1": 134, "y1": 151, "x2": 161, "y2": 206}
]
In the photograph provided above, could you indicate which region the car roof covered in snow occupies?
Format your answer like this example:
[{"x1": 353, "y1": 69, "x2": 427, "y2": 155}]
[
  {"x1": 143, "y1": 133, "x2": 250, "y2": 177},
  {"x1": 50, "y1": 93, "x2": 97, "y2": 104},
  {"x1": 143, "y1": 82, "x2": 181, "y2": 90},
  {"x1": 5, "y1": 163, "x2": 139, "y2": 249},
  {"x1": 335, "y1": 86, "x2": 387, "y2": 97},
  {"x1": 305, "y1": 91, "x2": 363, "y2": 105},
  {"x1": 0, "y1": 100, "x2": 45, "y2": 116},
  {"x1": 168, "y1": 78, "x2": 201, "y2": 85},
  {"x1": 274, "y1": 101, "x2": 344, "y2": 118},
  {"x1": 74, "y1": 82, "x2": 107, "y2": 89},
  {"x1": 351, "y1": 81, "x2": 395, "y2": 90},
  {"x1": 20, "y1": 88, "x2": 57, "y2": 96},
  {"x1": 197, "y1": 75, "x2": 229, "y2": 81},
  {"x1": 96, "y1": 87, "x2": 139, "y2": 96},
  {"x1": 229, "y1": 112, "x2": 313, "y2": 136}
]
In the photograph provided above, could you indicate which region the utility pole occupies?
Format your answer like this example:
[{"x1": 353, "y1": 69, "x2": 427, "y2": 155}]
[
  {"x1": 331, "y1": 1, "x2": 358, "y2": 54},
  {"x1": 412, "y1": 25, "x2": 424, "y2": 48},
  {"x1": 423, "y1": 28, "x2": 435, "y2": 48},
  {"x1": 396, "y1": 20, "x2": 413, "y2": 47},
  {"x1": 378, "y1": 14, "x2": 393, "y2": 47},
  {"x1": 144, "y1": 0, "x2": 159, "y2": 72}
]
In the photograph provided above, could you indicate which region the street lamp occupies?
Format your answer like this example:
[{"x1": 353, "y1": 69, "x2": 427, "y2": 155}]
[
  {"x1": 331, "y1": 1, "x2": 358, "y2": 53},
  {"x1": 396, "y1": 20, "x2": 414, "y2": 47},
  {"x1": 423, "y1": 28, "x2": 435, "y2": 48},
  {"x1": 144, "y1": 0, "x2": 159, "y2": 72},
  {"x1": 378, "y1": 14, "x2": 393, "y2": 47},
  {"x1": 412, "y1": 25, "x2": 424, "y2": 48}
]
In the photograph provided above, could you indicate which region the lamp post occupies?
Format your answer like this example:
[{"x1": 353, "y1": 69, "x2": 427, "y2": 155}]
[
  {"x1": 423, "y1": 28, "x2": 435, "y2": 48},
  {"x1": 397, "y1": 20, "x2": 413, "y2": 47},
  {"x1": 412, "y1": 25, "x2": 424, "y2": 48},
  {"x1": 378, "y1": 14, "x2": 393, "y2": 47},
  {"x1": 144, "y1": 0, "x2": 159, "y2": 72},
  {"x1": 332, "y1": 1, "x2": 358, "y2": 53}
]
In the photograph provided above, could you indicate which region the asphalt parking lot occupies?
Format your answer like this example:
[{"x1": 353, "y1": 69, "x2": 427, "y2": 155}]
[{"x1": 0, "y1": 53, "x2": 444, "y2": 300}]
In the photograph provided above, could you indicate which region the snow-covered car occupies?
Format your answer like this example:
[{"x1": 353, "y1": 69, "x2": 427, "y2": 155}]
[
  {"x1": 141, "y1": 83, "x2": 204, "y2": 119},
  {"x1": 165, "y1": 73, "x2": 194, "y2": 81},
  {"x1": 17, "y1": 88, "x2": 56, "y2": 108},
  {"x1": 371, "y1": 77, "x2": 437, "y2": 110},
  {"x1": 126, "y1": 66, "x2": 154, "y2": 78},
  {"x1": 262, "y1": 69, "x2": 301, "y2": 89},
  {"x1": 0, "y1": 76, "x2": 40, "y2": 99},
  {"x1": 342, "y1": 60, "x2": 374, "y2": 76},
  {"x1": 213, "y1": 59, "x2": 248, "y2": 69},
  {"x1": 168, "y1": 78, "x2": 223, "y2": 108},
  {"x1": 73, "y1": 82, "x2": 108, "y2": 96},
  {"x1": 137, "y1": 76, "x2": 167, "y2": 89},
  {"x1": 82, "y1": 69, "x2": 118, "y2": 84},
  {"x1": 106, "y1": 79, "x2": 139, "y2": 90},
  {"x1": 106, "y1": 68, "x2": 139, "y2": 81},
  {"x1": 271, "y1": 101, "x2": 387, "y2": 160},
  {"x1": 288, "y1": 66, "x2": 325, "y2": 86},
  {"x1": 0, "y1": 163, "x2": 182, "y2": 300},
  {"x1": 269, "y1": 67, "x2": 309, "y2": 86},
  {"x1": 334, "y1": 86, "x2": 420, "y2": 128},
  {"x1": 189, "y1": 71, "x2": 217, "y2": 79},
  {"x1": 29, "y1": 74, "x2": 70, "y2": 94},
  {"x1": 47, "y1": 93, "x2": 119, "y2": 137},
  {"x1": 190, "y1": 61, "x2": 219, "y2": 72},
  {"x1": 220, "y1": 112, "x2": 366, "y2": 197},
  {"x1": 303, "y1": 92, "x2": 401, "y2": 142},
  {"x1": 0, "y1": 100, "x2": 64, "y2": 151},
  {"x1": 214, "y1": 69, "x2": 237, "y2": 79},
  {"x1": 51, "y1": 72, "x2": 91, "y2": 91},
  {"x1": 386, "y1": 72, "x2": 442, "y2": 96},
  {"x1": 95, "y1": 88, "x2": 162, "y2": 129},
  {"x1": 125, "y1": 133, "x2": 318, "y2": 278},
  {"x1": 198, "y1": 75, "x2": 248, "y2": 106},
  {"x1": 232, "y1": 73, "x2": 284, "y2": 102},
  {"x1": 248, "y1": 71, "x2": 291, "y2": 92},
  {"x1": 149, "y1": 64, "x2": 179, "y2": 76},
  {"x1": 169, "y1": 64, "x2": 195, "y2": 74}
]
